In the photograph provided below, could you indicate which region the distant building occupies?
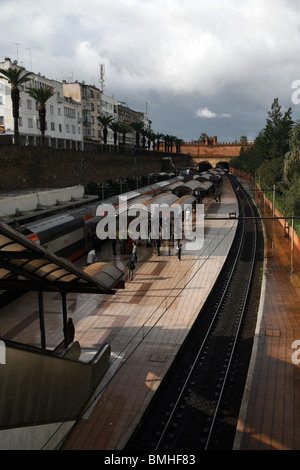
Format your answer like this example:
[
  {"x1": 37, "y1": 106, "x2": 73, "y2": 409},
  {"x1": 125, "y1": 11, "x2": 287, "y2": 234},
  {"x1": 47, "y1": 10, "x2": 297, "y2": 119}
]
[
  {"x1": 118, "y1": 103, "x2": 151, "y2": 147},
  {"x1": 0, "y1": 58, "x2": 82, "y2": 142},
  {"x1": 63, "y1": 82, "x2": 120, "y2": 144}
]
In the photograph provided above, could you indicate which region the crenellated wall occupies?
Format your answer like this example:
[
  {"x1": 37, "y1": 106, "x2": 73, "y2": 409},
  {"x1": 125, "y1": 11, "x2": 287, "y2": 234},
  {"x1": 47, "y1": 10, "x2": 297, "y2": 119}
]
[{"x1": 180, "y1": 137, "x2": 253, "y2": 167}]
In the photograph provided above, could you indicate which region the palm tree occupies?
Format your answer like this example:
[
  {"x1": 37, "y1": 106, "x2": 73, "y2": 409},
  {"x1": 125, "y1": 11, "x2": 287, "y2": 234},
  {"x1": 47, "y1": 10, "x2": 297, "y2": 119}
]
[
  {"x1": 140, "y1": 127, "x2": 149, "y2": 149},
  {"x1": 97, "y1": 115, "x2": 114, "y2": 144},
  {"x1": 118, "y1": 122, "x2": 131, "y2": 146},
  {"x1": 175, "y1": 138, "x2": 185, "y2": 153},
  {"x1": 109, "y1": 120, "x2": 121, "y2": 146},
  {"x1": 26, "y1": 86, "x2": 55, "y2": 141},
  {"x1": 146, "y1": 130, "x2": 156, "y2": 151},
  {"x1": 199, "y1": 133, "x2": 208, "y2": 143},
  {"x1": 0, "y1": 67, "x2": 32, "y2": 144},
  {"x1": 164, "y1": 134, "x2": 171, "y2": 152},
  {"x1": 130, "y1": 121, "x2": 144, "y2": 148},
  {"x1": 168, "y1": 135, "x2": 177, "y2": 153},
  {"x1": 155, "y1": 133, "x2": 164, "y2": 151}
]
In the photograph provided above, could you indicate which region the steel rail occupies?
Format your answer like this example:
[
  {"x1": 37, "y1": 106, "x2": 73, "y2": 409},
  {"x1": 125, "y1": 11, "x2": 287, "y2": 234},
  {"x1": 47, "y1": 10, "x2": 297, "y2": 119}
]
[
  {"x1": 154, "y1": 177, "x2": 252, "y2": 451},
  {"x1": 204, "y1": 178, "x2": 258, "y2": 449}
]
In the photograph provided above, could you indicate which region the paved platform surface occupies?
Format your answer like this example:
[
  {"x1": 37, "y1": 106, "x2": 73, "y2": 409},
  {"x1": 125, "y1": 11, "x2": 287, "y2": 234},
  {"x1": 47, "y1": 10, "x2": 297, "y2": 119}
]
[
  {"x1": 0, "y1": 176, "x2": 239, "y2": 450},
  {"x1": 234, "y1": 175, "x2": 300, "y2": 450}
]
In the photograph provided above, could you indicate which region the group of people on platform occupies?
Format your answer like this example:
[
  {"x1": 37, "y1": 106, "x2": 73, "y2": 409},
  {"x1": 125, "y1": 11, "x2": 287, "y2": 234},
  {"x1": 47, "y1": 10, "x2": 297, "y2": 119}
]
[
  {"x1": 126, "y1": 239, "x2": 182, "y2": 281},
  {"x1": 86, "y1": 237, "x2": 183, "y2": 283}
]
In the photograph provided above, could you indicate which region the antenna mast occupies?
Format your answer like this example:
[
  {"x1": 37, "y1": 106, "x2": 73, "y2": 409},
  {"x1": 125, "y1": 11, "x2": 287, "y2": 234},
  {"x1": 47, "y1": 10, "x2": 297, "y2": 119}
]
[
  {"x1": 99, "y1": 63, "x2": 105, "y2": 93},
  {"x1": 11, "y1": 42, "x2": 22, "y2": 62}
]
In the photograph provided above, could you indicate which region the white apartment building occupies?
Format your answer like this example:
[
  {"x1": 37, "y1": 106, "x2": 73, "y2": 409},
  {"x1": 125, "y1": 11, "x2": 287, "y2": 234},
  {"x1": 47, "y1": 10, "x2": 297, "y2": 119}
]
[
  {"x1": 0, "y1": 58, "x2": 82, "y2": 142},
  {"x1": 63, "y1": 81, "x2": 118, "y2": 144},
  {"x1": 0, "y1": 57, "x2": 151, "y2": 148}
]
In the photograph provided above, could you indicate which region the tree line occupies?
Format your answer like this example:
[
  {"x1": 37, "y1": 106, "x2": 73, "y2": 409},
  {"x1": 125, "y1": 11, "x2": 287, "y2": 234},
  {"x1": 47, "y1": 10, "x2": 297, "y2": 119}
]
[
  {"x1": 97, "y1": 115, "x2": 184, "y2": 152},
  {"x1": 230, "y1": 97, "x2": 300, "y2": 231}
]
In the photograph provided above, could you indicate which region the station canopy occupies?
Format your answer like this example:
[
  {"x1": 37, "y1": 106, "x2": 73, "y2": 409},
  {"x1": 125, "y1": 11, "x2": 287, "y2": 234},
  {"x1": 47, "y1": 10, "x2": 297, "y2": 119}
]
[
  {"x1": 115, "y1": 193, "x2": 152, "y2": 216},
  {"x1": 193, "y1": 173, "x2": 212, "y2": 181},
  {"x1": 163, "y1": 181, "x2": 183, "y2": 191},
  {"x1": 141, "y1": 192, "x2": 179, "y2": 216},
  {"x1": 0, "y1": 222, "x2": 123, "y2": 295},
  {"x1": 170, "y1": 195, "x2": 196, "y2": 210}
]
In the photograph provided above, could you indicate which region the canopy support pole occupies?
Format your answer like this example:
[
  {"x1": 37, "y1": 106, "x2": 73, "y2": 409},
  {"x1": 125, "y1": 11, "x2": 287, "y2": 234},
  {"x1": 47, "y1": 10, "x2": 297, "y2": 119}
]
[
  {"x1": 38, "y1": 290, "x2": 46, "y2": 349},
  {"x1": 61, "y1": 292, "x2": 68, "y2": 348}
]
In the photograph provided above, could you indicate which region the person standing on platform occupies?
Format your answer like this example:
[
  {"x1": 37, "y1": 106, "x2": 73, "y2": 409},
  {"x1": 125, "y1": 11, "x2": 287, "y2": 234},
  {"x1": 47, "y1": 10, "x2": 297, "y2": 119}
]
[
  {"x1": 176, "y1": 240, "x2": 182, "y2": 261},
  {"x1": 218, "y1": 191, "x2": 221, "y2": 202},
  {"x1": 86, "y1": 249, "x2": 96, "y2": 266},
  {"x1": 156, "y1": 238, "x2": 161, "y2": 256},
  {"x1": 64, "y1": 317, "x2": 75, "y2": 347},
  {"x1": 126, "y1": 256, "x2": 135, "y2": 281},
  {"x1": 132, "y1": 242, "x2": 138, "y2": 263}
]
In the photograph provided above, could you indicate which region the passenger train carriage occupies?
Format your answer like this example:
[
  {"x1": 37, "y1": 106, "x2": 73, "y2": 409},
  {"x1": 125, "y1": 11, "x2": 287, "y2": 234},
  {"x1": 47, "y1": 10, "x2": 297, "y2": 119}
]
[{"x1": 20, "y1": 178, "x2": 182, "y2": 261}]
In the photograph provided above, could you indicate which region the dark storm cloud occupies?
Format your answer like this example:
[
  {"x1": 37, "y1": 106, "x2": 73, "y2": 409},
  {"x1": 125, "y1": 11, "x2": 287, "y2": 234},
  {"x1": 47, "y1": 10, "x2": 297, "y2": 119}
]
[{"x1": 2, "y1": 0, "x2": 300, "y2": 141}]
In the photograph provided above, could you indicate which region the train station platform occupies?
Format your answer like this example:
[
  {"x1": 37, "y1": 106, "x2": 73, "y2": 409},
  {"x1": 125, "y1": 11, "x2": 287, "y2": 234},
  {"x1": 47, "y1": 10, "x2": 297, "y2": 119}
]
[
  {"x1": 0, "y1": 175, "x2": 238, "y2": 450},
  {"x1": 234, "y1": 176, "x2": 300, "y2": 450}
]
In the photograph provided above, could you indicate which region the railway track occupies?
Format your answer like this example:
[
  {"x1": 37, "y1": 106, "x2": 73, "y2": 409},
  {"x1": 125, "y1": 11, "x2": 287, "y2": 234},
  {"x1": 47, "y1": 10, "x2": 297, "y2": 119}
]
[{"x1": 125, "y1": 175, "x2": 263, "y2": 451}]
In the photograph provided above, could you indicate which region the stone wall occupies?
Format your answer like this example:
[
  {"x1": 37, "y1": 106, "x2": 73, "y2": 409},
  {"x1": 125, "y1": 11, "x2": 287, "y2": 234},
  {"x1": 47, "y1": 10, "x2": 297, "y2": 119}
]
[
  {"x1": 181, "y1": 142, "x2": 244, "y2": 159},
  {"x1": 0, "y1": 145, "x2": 190, "y2": 191}
]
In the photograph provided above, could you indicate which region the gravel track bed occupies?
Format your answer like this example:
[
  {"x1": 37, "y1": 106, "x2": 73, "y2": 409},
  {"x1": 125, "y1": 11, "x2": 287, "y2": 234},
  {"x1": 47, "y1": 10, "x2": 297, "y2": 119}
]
[{"x1": 125, "y1": 177, "x2": 264, "y2": 451}]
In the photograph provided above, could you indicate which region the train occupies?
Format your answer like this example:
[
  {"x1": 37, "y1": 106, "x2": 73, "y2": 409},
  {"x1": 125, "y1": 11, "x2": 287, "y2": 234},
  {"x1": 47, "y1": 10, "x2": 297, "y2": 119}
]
[
  {"x1": 15, "y1": 167, "x2": 226, "y2": 262},
  {"x1": 19, "y1": 177, "x2": 183, "y2": 261}
]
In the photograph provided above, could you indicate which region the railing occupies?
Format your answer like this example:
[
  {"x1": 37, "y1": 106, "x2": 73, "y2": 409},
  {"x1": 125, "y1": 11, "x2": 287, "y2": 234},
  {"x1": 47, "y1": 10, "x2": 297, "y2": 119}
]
[{"x1": 0, "y1": 339, "x2": 111, "y2": 429}]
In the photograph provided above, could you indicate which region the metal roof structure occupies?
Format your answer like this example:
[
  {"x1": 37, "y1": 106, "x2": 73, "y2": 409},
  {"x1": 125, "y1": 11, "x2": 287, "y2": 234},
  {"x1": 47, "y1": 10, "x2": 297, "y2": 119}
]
[
  {"x1": 196, "y1": 181, "x2": 214, "y2": 191},
  {"x1": 0, "y1": 222, "x2": 123, "y2": 348},
  {"x1": 0, "y1": 222, "x2": 122, "y2": 294},
  {"x1": 193, "y1": 173, "x2": 212, "y2": 181},
  {"x1": 163, "y1": 181, "x2": 183, "y2": 191},
  {"x1": 115, "y1": 194, "x2": 152, "y2": 216},
  {"x1": 142, "y1": 192, "x2": 179, "y2": 216},
  {"x1": 170, "y1": 195, "x2": 196, "y2": 209}
]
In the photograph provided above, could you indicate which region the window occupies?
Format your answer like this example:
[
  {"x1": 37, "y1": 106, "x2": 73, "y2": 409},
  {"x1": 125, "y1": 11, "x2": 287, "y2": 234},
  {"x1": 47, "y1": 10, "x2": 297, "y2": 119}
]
[
  {"x1": 51, "y1": 122, "x2": 55, "y2": 131},
  {"x1": 50, "y1": 105, "x2": 54, "y2": 114},
  {"x1": 0, "y1": 116, "x2": 4, "y2": 125},
  {"x1": 27, "y1": 100, "x2": 32, "y2": 110},
  {"x1": 66, "y1": 124, "x2": 70, "y2": 133},
  {"x1": 64, "y1": 107, "x2": 75, "y2": 118},
  {"x1": 28, "y1": 118, "x2": 33, "y2": 128},
  {"x1": 59, "y1": 124, "x2": 62, "y2": 133}
]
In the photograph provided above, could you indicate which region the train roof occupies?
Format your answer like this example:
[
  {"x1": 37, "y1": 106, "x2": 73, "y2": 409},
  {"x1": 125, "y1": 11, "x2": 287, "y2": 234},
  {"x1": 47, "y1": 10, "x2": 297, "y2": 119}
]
[
  {"x1": 21, "y1": 177, "x2": 184, "y2": 232},
  {"x1": 26, "y1": 213, "x2": 78, "y2": 233}
]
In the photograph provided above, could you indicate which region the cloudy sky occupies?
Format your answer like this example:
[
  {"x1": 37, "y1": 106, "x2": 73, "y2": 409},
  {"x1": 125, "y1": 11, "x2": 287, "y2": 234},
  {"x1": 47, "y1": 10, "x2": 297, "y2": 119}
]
[{"x1": 2, "y1": 0, "x2": 300, "y2": 142}]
